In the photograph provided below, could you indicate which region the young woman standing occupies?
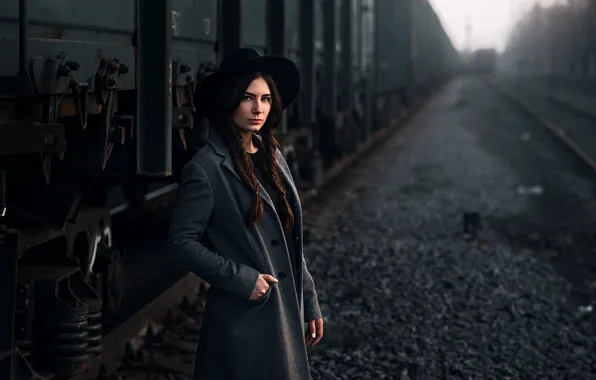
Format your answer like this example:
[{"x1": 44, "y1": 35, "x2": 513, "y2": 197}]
[{"x1": 169, "y1": 48, "x2": 324, "y2": 380}]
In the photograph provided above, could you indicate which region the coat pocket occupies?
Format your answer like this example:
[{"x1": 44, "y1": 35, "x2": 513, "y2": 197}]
[{"x1": 247, "y1": 283, "x2": 273, "y2": 306}]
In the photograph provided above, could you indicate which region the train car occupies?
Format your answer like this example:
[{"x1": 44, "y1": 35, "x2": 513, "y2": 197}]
[
  {"x1": 0, "y1": 0, "x2": 459, "y2": 378},
  {"x1": 468, "y1": 48, "x2": 498, "y2": 74},
  {"x1": 374, "y1": 0, "x2": 460, "y2": 132}
]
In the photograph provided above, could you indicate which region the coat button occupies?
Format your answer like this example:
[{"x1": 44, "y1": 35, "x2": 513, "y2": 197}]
[
  {"x1": 271, "y1": 239, "x2": 280, "y2": 246},
  {"x1": 278, "y1": 272, "x2": 286, "y2": 279}
]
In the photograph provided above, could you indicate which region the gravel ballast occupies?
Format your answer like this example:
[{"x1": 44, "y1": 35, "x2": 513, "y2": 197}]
[{"x1": 304, "y1": 77, "x2": 596, "y2": 380}]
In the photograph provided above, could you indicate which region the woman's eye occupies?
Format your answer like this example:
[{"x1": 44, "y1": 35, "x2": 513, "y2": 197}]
[
  {"x1": 243, "y1": 95, "x2": 252, "y2": 101},
  {"x1": 262, "y1": 97, "x2": 271, "y2": 103}
]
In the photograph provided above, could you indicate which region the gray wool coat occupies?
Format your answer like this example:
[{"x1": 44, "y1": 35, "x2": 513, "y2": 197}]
[{"x1": 168, "y1": 127, "x2": 322, "y2": 380}]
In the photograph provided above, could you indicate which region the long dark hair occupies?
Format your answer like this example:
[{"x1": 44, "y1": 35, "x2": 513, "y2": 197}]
[{"x1": 214, "y1": 71, "x2": 294, "y2": 231}]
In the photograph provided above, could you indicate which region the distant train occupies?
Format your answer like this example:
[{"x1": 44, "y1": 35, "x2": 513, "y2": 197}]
[
  {"x1": 0, "y1": 0, "x2": 460, "y2": 378},
  {"x1": 468, "y1": 48, "x2": 498, "y2": 73}
]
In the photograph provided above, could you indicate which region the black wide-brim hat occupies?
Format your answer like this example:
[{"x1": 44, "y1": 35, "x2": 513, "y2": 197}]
[{"x1": 194, "y1": 48, "x2": 300, "y2": 119}]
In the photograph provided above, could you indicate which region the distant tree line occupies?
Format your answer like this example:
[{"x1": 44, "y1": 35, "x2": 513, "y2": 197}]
[{"x1": 500, "y1": 0, "x2": 596, "y2": 76}]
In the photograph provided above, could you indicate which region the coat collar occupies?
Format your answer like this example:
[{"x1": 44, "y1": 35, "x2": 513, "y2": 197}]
[
  {"x1": 206, "y1": 126, "x2": 243, "y2": 182},
  {"x1": 205, "y1": 126, "x2": 301, "y2": 216}
]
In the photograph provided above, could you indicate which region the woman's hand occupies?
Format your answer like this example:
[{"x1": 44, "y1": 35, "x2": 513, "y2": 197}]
[
  {"x1": 248, "y1": 273, "x2": 278, "y2": 300},
  {"x1": 305, "y1": 318, "x2": 324, "y2": 347}
]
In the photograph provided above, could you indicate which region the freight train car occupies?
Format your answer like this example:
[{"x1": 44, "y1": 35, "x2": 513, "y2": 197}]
[
  {"x1": 374, "y1": 0, "x2": 460, "y2": 133},
  {"x1": 0, "y1": 1, "x2": 459, "y2": 378},
  {"x1": 468, "y1": 48, "x2": 498, "y2": 74}
]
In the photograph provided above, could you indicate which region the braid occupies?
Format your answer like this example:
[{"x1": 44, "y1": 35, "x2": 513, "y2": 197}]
[
  {"x1": 221, "y1": 121, "x2": 264, "y2": 227},
  {"x1": 263, "y1": 128, "x2": 295, "y2": 232}
]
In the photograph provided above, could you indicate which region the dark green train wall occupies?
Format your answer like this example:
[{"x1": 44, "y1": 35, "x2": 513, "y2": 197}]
[{"x1": 0, "y1": 0, "x2": 459, "y2": 187}]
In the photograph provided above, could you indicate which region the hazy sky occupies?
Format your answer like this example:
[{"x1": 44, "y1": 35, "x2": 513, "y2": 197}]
[{"x1": 429, "y1": 0, "x2": 564, "y2": 52}]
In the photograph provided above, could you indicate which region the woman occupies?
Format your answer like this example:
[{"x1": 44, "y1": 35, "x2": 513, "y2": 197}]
[{"x1": 168, "y1": 48, "x2": 324, "y2": 380}]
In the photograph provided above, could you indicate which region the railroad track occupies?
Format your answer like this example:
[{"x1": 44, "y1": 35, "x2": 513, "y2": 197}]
[
  {"x1": 544, "y1": 93, "x2": 596, "y2": 122},
  {"x1": 515, "y1": 81, "x2": 596, "y2": 123},
  {"x1": 489, "y1": 77, "x2": 596, "y2": 174},
  {"x1": 72, "y1": 84, "x2": 445, "y2": 380}
]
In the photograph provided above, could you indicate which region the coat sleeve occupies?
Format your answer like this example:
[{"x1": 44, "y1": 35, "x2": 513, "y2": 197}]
[
  {"x1": 168, "y1": 161, "x2": 260, "y2": 300},
  {"x1": 302, "y1": 256, "x2": 322, "y2": 322}
]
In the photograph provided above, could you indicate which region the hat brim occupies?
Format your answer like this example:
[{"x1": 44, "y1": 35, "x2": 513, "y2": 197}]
[{"x1": 194, "y1": 56, "x2": 300, "y2": 119}]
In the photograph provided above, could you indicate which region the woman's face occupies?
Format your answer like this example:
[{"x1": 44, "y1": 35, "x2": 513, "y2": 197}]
[{"x1": 232, "y1": 76, "x2": 272, "y2": 133}]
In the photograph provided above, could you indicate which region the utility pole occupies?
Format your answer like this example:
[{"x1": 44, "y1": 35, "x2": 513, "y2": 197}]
[{"x1": 464, "y1": 15, "x2": 472, "y2": 60}]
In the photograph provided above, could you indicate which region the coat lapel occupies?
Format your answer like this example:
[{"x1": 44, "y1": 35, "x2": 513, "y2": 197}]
[
  {"x1": 206, "y1": 128, "x2": 242, "y2": 182},
  {"x1": 274, "y1": 149, "x2": 302, "y2": 219},
  {"x1": 256, "y1": 182, "x2": 276, "y2": 212},
  {"x1": 274, "y1": 149, "x2": 304, "y2": 262},
  {"x1": 206, "y1": 127, "x2": 277, "y2": 211}
]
